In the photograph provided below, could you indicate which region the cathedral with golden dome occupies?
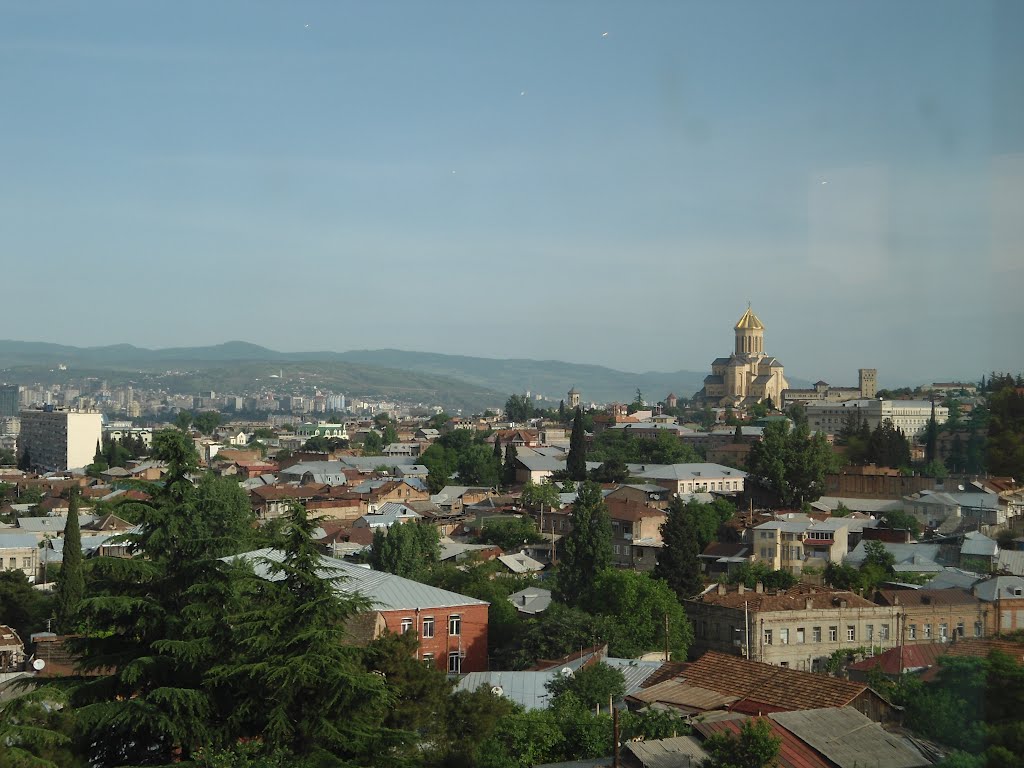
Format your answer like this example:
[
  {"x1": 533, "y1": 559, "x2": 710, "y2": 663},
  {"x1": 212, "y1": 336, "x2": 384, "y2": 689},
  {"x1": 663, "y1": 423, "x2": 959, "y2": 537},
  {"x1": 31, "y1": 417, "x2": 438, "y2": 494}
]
[{"x1": 695, "y1": 306, "x2": 789, "y2": 408}]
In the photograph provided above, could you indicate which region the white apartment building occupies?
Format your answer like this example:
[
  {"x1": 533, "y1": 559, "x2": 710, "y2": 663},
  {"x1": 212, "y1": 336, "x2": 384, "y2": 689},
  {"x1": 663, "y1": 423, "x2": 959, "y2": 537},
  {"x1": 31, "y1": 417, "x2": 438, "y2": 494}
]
[
  {"x1": 19, "y1": 407, "x2": 103, "y2": 471},
  {"x1": 805, "y1": 399, "x2": 947, "y2": 440}
]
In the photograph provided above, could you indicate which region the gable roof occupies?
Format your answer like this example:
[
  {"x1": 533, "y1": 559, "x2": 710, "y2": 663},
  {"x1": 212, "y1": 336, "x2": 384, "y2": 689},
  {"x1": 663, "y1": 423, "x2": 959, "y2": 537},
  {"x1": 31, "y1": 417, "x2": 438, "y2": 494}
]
[
  {"x1": 770, "y1": 707, "x2": 930, "y2": 768},
  {"x1": 693, "y1": 715, "x2": 830, "y2": 768},
  {"x1": 847, "y1": 643, "x2": 947, "y2": 676},
  {"x1": 681, "y1": 651, "x2": 869, "y2": 711},
  {"x1": 229, "y1": 548, "x2": 487, "y2": 612}
]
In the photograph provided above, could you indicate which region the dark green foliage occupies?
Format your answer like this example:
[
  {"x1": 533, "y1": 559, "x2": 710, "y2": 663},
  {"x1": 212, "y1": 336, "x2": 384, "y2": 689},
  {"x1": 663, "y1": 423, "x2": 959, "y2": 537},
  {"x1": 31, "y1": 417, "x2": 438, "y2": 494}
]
[
  {"x1": 500, "y1": 603, "x2": 615, "y2": 670},
  {"x1": 519, "y1": 480, "x2": 561, "y2": 512},
  {"x1": 555, "y1": 482, "x2": 612, "y2": 605},
  {"x1": 546, "y1": 662, "x2": 625, "y2": 710},
  {"x1": 370, "y1": 521, "x2": 440, "y2": 580},
  {"x1": 655, "y1": 497, "x2": 703, "y2": 601},
  {"x1": 442, "y1": 686, "x2": 522, "y2": 768},
  {"x1": 56, "y1": 489, "x2": 84, "y2": 633},
  {"x1": 880, "y1": 508, "x2": 921, "y2": 536},
  {"x1": 192, "y1": 411, "x2": 222, "y2": 435},
  {"x1": 479, "y1": 516, "x2": 543, "y2": 551},
  {"x1": 867, "y1": 419, "x2": 911, "y2": 468},
  {"x1": 727, "y1": 561, "x2": 798, "y2": 591},
  {"x1": 987, "y1": 382, "x2": 1024, "y2": 478},
  {"x1": 502, "y1": 442, "x2": 518, "y2": 487},
  {"x1": 69, "y1": 429, "x2": 262, "y2": 766},
  {"x1": 701, "y1": 717, "x2": 781, "y2": 768},
  {"x1": 567, "y1": 408, "x2": 588, "y2": 481},
  {"x1": 924, "y1": 401, "x2": 939, "y2": 464},
  {"x1": 862, "y1": 540, "x2": 896, "y2": 571},
  {"x1": 588, "y1": 429, "x2": 701, "y2": 467},
  {"x1": 585, "y1": 570, "x2": 694, "y2": 659},
  {"x1": 588, "y1": 457, "x2": 630, "y2": 483},
  {"x1": 360, "y1": 630, "x2": 454, "y2": 765},
  {"x1": 457, "y1": 443, "x2": 501, "y2": 487},
  {"x1": 420, "y1": 429, "x2": 500, "y2": 491},
  {"x1": 504, "y1": 394, "x2": 535, "y2": 423},
  {"x1": 0, "y1": 570, "x2": 55, "y2": 643},
  {"x1": 362, "y1": 430, "x2": 384, "y2": 454},
  {"x1": 746, "y1": 421, "x2": 837, "y2": 506},
  {"x1": 0, "y1": 685, "x2": 77, "y2": 768},
  {"x1": 211, "y1": 506, "x2": 394, "y2": 762}
]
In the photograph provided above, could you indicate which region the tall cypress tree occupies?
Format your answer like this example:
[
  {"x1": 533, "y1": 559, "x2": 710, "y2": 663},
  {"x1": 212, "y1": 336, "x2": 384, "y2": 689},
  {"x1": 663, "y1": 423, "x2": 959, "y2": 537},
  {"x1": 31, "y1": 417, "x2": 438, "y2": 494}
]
[
  {"x1": 924, "y1": 399, "x2": 938, "y2": 464},
  {"x1": 555, "y1": 481, "x2": 612, "y2": 606},
  {"x1": 655, "y1": 497, "x2": 703, "y2": 601},
  {"x1": 567, "y1": 407, "x2": 587, "y2": 481},
  {"x1": 56, "y1": 488, "x2": 84, "y2": 633},
  {"x1": 503, "y1": 442, "x2": 518, "y2": 487}
]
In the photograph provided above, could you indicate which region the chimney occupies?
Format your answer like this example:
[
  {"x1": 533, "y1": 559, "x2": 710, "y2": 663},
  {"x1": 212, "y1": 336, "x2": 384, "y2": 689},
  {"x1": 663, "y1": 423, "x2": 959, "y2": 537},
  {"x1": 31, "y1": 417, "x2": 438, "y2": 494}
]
[
  {"x1": 805, "y1": 597, "x2": 814, "y2": 610},
  {"x1": 755, "y1": 582, "x2": 764, "y2": 594},
  {"x1": 738, "y1": 583, "x2": 745, "y2": 595}
]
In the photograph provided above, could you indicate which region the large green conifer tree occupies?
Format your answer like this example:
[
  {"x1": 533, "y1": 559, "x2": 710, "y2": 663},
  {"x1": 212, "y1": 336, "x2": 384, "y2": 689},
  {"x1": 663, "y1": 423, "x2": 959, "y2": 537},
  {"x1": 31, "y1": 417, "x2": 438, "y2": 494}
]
[
  {"x1": 567, "y1": 408, "x2": 587, "y2": 481},
  {"x1": 555, "y1": 481, "x2": 612, "y2": 605},
  {"x1": 55, "y1": 488, "x2": 84, "y2": 633},
  {"x1": 654, "y1": 497, "x2": 703, "y2": 601}
]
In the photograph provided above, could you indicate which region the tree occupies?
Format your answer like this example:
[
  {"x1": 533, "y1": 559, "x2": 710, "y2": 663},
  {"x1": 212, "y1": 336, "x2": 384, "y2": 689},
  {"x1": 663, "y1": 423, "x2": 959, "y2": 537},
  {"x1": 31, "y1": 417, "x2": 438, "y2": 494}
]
[
  {"x1": 881, "y1": 508, "x2": 921, "y2": 537},
  {"x1": 211, "y1": 505, "x2": 394, "y2": 763},
  {"x1": 520, "y1": 480, "x2": 562, "y2": 514},
  {"x1": 192, "y1": 411, "x2": 222, "y2": 435},
  {"x1": 746, "y1": 421, "x2": 837, "y2": 507},
  {"x1": 728, "y1": 561, "x2": 798, "y2": 591},
  {"x1": 69, "y1": 429, "x2": 261, "y2": 766},
  {"x1": 0, "y1": 686, "x2": 73, "y2": 768},
  {"x1": 585, "y1": 570, "x2": 694, "y2": 659},
  {"x1": 555, "y1": 482, "x2": 612, "y2": 606},
  {"x1": 370, "y1": 521, "x2": 440, "y2": 580},
  {"x1": 862, "y1": 540, "x2": 896, "y2": 572},
  {"x1": 655, "y1": 498, "x2": 703, "y2": 601},
  {"x1": 480, "y1": 516, "x2": 543, "y2": 551},
  {"x1": 362, "y1": 430, "x2": 384, "y2": 455},
  {"x1": 502, "y1": 442, "x2": 518, "y2": 487},
  {"x1": 0, "y1": 571, "x2": 55, "y2": 642},
  {"x1": 18, "y1": 447, "x2": 31, "y2": 471},
  {"x1": 456, "y1": 443, "x2": 501, "y2": 487},
  {"x1": 546, "y1": 662, "x2": 625, "y2": 710},
  {"x1": 566, "y1": 408, "x2": 588, "y2": 481},
  {"x1": 55, "y1": 488, "x2": 84, "y2": 634},
  {"x1": 924, "y1": 400, "x2": 939, "y2": 464},
  {"x1": 701, "y1": 717, "x2": 781, "y2": 768},
  {"x1": 504, "y1": 394, "x2": 534, "y2": 424}
]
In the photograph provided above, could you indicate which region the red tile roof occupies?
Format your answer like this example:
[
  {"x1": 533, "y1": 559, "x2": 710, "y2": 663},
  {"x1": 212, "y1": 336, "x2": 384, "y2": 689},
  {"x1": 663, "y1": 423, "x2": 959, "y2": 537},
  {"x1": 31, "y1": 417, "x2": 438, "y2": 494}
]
[
  {"x1": 875, "y1": 588, "x2": 980, "y2": 607},
  {"x1": 682, "y1": 652, "x2": 868, "y2": 711},
  {"x1": 847, "y1": 643, "x2": 947, "y2": 675},
  {"x1": 693, "y1": 583, "x2": 876, "y2": 612}
]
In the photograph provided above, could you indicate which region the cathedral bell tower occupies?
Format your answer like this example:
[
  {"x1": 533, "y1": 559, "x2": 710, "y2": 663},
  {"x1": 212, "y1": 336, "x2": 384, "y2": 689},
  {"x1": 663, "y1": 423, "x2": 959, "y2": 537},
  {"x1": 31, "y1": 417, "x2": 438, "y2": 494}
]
[{"x1": 734, "y1": 305, "x2": 765, "y2": 357}]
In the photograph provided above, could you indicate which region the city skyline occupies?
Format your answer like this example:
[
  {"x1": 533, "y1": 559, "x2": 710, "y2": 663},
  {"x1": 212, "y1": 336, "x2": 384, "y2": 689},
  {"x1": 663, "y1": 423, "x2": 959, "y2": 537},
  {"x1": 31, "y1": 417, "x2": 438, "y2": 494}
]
[{"x1": 2, "y1": 1, "x2": 1022, "y2": 383}]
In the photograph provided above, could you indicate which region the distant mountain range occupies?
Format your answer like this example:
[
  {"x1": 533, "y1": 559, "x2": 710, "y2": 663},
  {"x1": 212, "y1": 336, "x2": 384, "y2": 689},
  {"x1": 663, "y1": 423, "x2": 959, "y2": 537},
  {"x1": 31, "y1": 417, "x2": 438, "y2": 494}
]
[{"x1": 0, "y1": 340, "x2": 811, "y2": 409}]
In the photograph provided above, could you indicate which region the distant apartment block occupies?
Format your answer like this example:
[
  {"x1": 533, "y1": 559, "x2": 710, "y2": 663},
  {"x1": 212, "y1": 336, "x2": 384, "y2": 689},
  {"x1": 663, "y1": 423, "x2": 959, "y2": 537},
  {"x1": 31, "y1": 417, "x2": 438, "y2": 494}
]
[
  {"x1": 19, "y1": 407, "x2": 103, "y2": 471},
  {"x1": 0, "y1": 385, "x2": 18, "y2": 417}
]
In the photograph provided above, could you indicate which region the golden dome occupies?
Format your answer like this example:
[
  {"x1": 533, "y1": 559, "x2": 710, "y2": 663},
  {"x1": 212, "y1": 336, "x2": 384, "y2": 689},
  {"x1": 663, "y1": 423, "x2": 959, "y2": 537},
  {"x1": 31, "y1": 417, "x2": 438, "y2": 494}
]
[{"x1": 734, "y1": 307, "x2": 764, "y2": 331}]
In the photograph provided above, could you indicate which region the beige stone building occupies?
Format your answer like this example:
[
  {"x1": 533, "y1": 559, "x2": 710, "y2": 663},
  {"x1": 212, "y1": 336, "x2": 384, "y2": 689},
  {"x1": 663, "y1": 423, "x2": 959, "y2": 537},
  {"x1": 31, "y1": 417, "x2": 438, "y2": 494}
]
[
  {"x1": 697, "y1": 307, "x2": 789, "y2": 408},
  {"x1": 686, "y1": 583, "x2": 899, "y2": 671},
  {"x1": 781, "y1": 369, "x2": 877, "y2": 408}
]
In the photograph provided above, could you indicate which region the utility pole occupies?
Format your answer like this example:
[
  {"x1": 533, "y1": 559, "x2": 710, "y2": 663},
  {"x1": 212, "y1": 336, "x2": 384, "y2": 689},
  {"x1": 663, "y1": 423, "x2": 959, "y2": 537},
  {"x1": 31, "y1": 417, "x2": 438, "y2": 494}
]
[{"x1": 664, "y1": 612, "x2": 670, "y2": 661}]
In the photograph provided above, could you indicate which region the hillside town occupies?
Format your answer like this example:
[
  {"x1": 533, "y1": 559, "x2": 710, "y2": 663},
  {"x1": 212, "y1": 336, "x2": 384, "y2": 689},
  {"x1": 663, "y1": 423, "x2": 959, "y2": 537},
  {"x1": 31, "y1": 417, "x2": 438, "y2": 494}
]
[{"x1": 2, "y1": 308, "x2": 1022, "y2": 767}]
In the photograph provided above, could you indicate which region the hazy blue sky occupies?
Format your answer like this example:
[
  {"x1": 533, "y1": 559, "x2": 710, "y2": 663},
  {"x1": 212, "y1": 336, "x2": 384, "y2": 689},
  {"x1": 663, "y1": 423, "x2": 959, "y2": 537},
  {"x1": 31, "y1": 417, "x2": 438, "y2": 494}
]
[{"x1": 2, "y1": 1, "x2": 1021, "y2": 386}]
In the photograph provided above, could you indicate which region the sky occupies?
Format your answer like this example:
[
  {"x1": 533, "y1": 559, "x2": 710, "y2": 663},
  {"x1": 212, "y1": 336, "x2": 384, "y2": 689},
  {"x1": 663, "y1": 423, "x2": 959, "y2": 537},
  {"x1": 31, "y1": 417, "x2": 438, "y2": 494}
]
[{"x1": 1, "y1": 1, "x2": 1022, "y2": 387}]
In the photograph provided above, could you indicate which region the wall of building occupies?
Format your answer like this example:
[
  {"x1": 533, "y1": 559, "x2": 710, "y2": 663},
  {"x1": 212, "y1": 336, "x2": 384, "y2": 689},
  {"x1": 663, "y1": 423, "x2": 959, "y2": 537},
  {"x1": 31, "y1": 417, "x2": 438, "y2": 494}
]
[
  {"x1": 380, "y1": 603, "x2": 488, "y2": 673},
  {"x1": 19, "y1": 409, "x2": 103, "y2": 471}
]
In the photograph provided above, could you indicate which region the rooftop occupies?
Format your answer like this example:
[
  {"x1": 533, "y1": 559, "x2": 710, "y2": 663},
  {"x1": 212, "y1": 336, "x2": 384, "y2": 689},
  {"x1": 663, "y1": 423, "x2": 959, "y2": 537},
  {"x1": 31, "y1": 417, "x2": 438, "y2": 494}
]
[{"x1": 691, "y1": 583, "x2": 876, "y2": 613}]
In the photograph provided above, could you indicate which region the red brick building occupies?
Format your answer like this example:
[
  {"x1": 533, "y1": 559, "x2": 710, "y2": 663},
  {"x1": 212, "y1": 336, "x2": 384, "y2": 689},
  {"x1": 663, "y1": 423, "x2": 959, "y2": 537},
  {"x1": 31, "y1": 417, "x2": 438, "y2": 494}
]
[{"x1": 234, "y1": 548, "x2": 489, "y2": 674}]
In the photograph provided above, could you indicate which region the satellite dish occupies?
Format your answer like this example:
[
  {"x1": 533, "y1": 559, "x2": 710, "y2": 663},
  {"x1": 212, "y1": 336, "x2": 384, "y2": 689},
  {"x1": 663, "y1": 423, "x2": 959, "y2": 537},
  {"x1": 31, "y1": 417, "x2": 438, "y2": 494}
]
[
  {"x1": 32, "y1": 658, "x2": 45, "y2": 671},
  {"x1": 559, "y1": 667, "x2": 574, "y2": 678},
  {"x1": 958, "y1": 485, "x2": 965, "y2": 491},
  {"x1": 490, "y1": 685, "x2": 504, "y2": 697}
]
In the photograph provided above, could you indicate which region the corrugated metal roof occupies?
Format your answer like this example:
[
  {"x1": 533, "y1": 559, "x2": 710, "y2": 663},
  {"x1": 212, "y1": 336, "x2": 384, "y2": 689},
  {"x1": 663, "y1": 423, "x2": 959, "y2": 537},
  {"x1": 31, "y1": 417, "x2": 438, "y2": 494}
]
[
  {"x1": 770, "y1": 707, "x2": 931, "y2": 768},
  {"x1": 625, "y1": 735, "x2": 707, "y2": 767},
  {"x1": 230, "y1": 548, "x2": 487, "y2": 611},
  {"x1": 455, "y1": 670, "x2": 556, "y2": 711},
  {"x1": 694, "y1": 717, "x2": 830, "y2": 768},
  {"x1": 602, "y1": 657, "x2": 663, "y2": 696}
]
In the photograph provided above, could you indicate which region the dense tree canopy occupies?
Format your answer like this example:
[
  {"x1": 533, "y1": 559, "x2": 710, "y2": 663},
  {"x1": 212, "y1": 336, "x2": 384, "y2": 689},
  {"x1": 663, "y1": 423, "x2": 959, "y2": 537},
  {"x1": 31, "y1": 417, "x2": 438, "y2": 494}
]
[
  {"x1": 555, "y1": 482, "x2": 612, "y2": 605},
  {"x1": 746, "y1": 421, "x2": 838, "y2": 507},
  {"x1": 655, "y1": 497, "x2": 703, "y2": 601}
]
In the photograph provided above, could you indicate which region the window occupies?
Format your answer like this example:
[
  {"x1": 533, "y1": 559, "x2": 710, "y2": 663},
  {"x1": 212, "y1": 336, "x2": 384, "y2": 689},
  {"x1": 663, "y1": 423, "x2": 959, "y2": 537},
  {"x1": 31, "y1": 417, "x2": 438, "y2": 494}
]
[
  {"x1": 956, "y1": 621, "x2": 964, "y2": 638},
  {"x1": 400, "y1": 617, "x2": 413, "y2": 634},
  {"x1": 779, "y1": 628, "x2": 789, "y2": 644},
  {"x1": 447, "y1": 651, "x2": 462, "y2": 674},
  {"x1": 924, "y1": 623, "x2": 932, "y2": 639},
  {"x1": 880, "y1": 624, "x2": 890, "y2": 641},
  {"x1": 422, "y1": 617, "x2": 435, "y2": 639},
  {"x1": 422, "y1": 653, "x2": 434, "y2": 665},
  {"x1": 448, "y1": 614, "x2": 461, "y2": 636},
  {"x1": 939, "y1": 623, "x2": 948, "y2": 640},
  {"x1": 763, "y1": 629, "x2": 773, "y2": 645},
  {"x1": 613, "y1": 544, "x2": 620, "y2": 555},
  {"x1": 866, "y1": 625, "x2": 874, "y2": 641},
  {"x1": 797, "y1": 628, "x2": 805, "y2": 644},
  {"x1": 829, "y1": 626, "x2": 838, "y2": 642},
  {"x1": 22, "y1": 557, "x2": 31, "y2": 568},
  {"x1": 813, "y1": 627, "x2": 822, "y2": 643},
  {"x1": 847, "y1": 626, "x2": 856, "y2": 642},
  {"x1": 908, "y1": 624, "x2": 917, "y2": 640},
  {"x1": 974, "y1": 621, "x2": 983, "y2": 637}
]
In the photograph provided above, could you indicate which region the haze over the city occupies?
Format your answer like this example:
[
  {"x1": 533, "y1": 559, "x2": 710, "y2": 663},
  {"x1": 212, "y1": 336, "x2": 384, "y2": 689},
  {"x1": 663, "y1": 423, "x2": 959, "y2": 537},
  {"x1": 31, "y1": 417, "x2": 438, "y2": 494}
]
[{"x1": 2, "y1": 1, "x2": 1022, "y2": 384}]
